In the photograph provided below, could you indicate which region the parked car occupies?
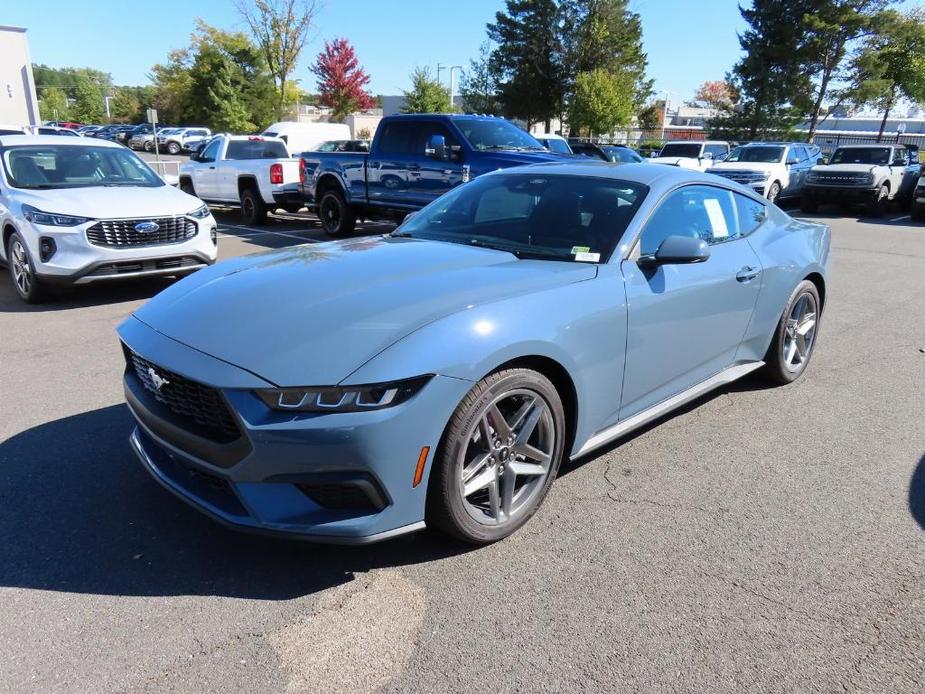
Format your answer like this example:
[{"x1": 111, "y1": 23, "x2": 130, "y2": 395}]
[
  {"x1": 87, "y1": 124, "x2": 123, "y2": 140},
  {"x1": 571, "y1": 142, "x2": 645, "y2": 164},
  {"x1": 77, "y1": 125, "x2": 104, "y2": 136},
  {"x1": 536, "y1": 133, "x2": 573, "y2": 154},
  {"x1": 300, "y1": 113, "x2": 571, "y2": 236},
  {"x1": 158, "y1": 127, "x2": 212, "y2": 155},
  {"x1": 261, "y1": 121, "x2": 351, "y2": 156},
  {"x1": 709, "y1": 142, "x2": 822, "y2": 203},
  {"x1": 650, "y1": 140, "x2": 731, "y2": 170},
  {"x1": 911, "y1": 175, "x2": 925, "y2": 220},
  {"x1": 29, "y1": 125, "x2": 81, "y2": 137},
  {"x1": 0, "y1": 124, "x2": 28, "y2": 136},
  {"x1": 0, "y1": 135, "x2": 218, "y2": 303},
  {"x1": 46, "y1": 121, "x2": 83, "y2": 130},
  {"x1": 129, "y1": 126, "x2": 176, "y2": 152},
  {"x1": 118, "y1": 160, "x2": 830, "y2": 544},
  {"x1": 315, "y1": 139, "x2": 371, "y2": 153},
  {"x1": 179, "y1": 134, "x2": 301, "y2": 224},
  {"x1": 802, "y1": 144, "x2": 921, "y2": 215},
  {"x1": 97, "y1": 125, "x2": 135, "y2": 143}
]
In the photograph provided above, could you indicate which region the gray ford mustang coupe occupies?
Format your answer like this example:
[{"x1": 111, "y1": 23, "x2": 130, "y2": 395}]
[{"x1": 118, "y1": 161, "x2": 830, "y2": 544}]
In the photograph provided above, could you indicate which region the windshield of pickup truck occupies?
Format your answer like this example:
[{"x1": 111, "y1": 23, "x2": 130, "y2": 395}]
[
  {"x1": 829, "y1": 147, "x2": 890, "y2": 165},
  {"x1": 2, "y1": 144, "x2": 164, "y2": 189},
  {"x1": 226, "y1": 139, "x2": 290, "y2": 159},
  {"x1": 658, "y1": 143, "x2": 703, "y2": 158},
  {"x1": 726, "y1": 146, "x2": 785, "y2": 163},
  {"x1": 393, "y1": 173, "x2": 647, "y2": 262},
  {"x1": 455, "y1": 119, "x2": 546, "y2": 152}
]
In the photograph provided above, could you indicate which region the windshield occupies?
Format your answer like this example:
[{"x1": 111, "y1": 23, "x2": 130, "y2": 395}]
[
  {"x1": 541, "y1": 138, "x2": 572, "y2": 154},
  {"x1": 454, "y1": 119, "x2": 545, "y2": 152},
  {"x1": 830, "y1": 147, "x2": 890, "y2": 165},
  {"x1": 393, "y1": 173, "x2": 647, "y2": 262},
  {"x1": 659, "y1": 143, "x2": 703, "y2": 158},
  {"x1": 726, "y1": 146, "x2": 785, "y2": 163},
  {"x1": 1, "y1": 144, "x2": 164, "y2": 189}
]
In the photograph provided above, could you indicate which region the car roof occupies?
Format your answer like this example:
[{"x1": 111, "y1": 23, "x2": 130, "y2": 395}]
[
  {"x1": 483, "y1": 160, "x2": 720, "y2": 188},
  {"x1": 0, "y1": 134, "x2": 123, "y2": 148},
  {"x1": 834, "y1": 143, "x2": 896, "y2": 148}
]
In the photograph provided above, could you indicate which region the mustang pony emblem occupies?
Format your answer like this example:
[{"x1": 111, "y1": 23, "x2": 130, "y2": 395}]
[{"x1": 147, "y1": 367, "x2": 170, "y2": 392}]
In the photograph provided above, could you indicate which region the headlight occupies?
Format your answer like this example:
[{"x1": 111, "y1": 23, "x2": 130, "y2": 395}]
[
  {"x1": 256, "y1": 376, "x2": 432, "y2": 413},
  {"x1": 22, "y1": 204, "x2": 90, "y2": 227},
  {"x1": 188, "y1": 204, "x2": 210, "y2": 219}
]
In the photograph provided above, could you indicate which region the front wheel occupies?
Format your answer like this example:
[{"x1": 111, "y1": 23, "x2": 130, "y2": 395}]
[
  {"x1": 143, "y1": 141, "x2": 153, "y2": 152},
  {"x1": 6, "y1": 232, "x2": 46, "y2": 304},
  {"x1": 867, "y1": 184, "x2": 889, "y2": 216},
  {"x1": 766, "y1": 181, "x2": 781, "y2": 204},
  {"x1": 427, "y1": 368, "x2": 566, "y2": 544},
  {"x1": 762, "y1": 280, "x2": 821, "y2": 385},
  {"x1": 318, "y1": 189, "x2": 356, "y2": 237},
  {"x1": 167, "y1": 141, "x2": 181, "y2": 155}
]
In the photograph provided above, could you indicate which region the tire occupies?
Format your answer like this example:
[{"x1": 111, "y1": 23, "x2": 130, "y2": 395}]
[
  {"x1": 318, "y1": 189, "x2": 356, "y2": 237},
  {"x1": 766, "y1": 181, "x2": 781, "y2": 204},
  {"x1": 167, "y1": 141, "x2": 181, "y2": 155},
  {"x1": 143, "y1": 140, "x2": 153, "y2": 152},
  {"x1": 800, "y1": 196, "x2": 818, "y2": 213},
  {"x1": 867, "y1": 184, "x2": 888, "y2": 217},
  {"x1": 427, "y1": 368, "x2": 566, "y2": 544},
  {"x1": 179, "y1": 178, "x2": 197, "y2": 197},
  {"x1": 762, "y1": 280, "x2": 821, "y2": 385},
  {"x1": 240, "y1": 187, "x2": 268, "y2": 226},
  {"x1": 6, "y1": 232, "x2": 46, "y2": 304}
]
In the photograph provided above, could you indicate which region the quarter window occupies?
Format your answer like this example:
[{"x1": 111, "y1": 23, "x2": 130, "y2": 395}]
[
  {"x1": 199, "y1": 139, "x2": 221, "y2": 163},
  {"x1": 734, "y1": 193, "x2": 767, "y2": 235},
  {"x1": 639, "y1": 185, "x2": 741, "y2": 255}
]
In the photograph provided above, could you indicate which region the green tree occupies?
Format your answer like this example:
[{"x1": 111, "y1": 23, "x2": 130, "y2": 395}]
[
  {"x1": 149, "y1": 48, "x2": 195, "y2": 125},
  {"x1": 636, "y1": 103, "x2": 660, "y2": 131},
  {"x1": 567, "y1": 68, "x2": 633, "y2": 137},
  {"x1": 487, "y1": 0, "x2": 564, "y2": 129},
  {"x1": 460, "y1": 41, "x2": 501, "y2": 115},
  {"x1": 71, "y1": 76, "x2": 104, "y2": 123},
  {"x1": 401, "y1": 67, "x2": 453, "y2": 113},
  {"x1": 110, "y1": 87, "x2": 141, "y2": 122},
  {"x1": 39, "y1": 86, "x2": 70, "y2": 121},
  {"x1": 843, "y1": 9, "x2": 925, "y2": 141}
]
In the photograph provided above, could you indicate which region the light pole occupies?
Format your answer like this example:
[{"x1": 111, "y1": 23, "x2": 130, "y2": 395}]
[
  {"x1": 448, "y1": 65, "x2": 463, "y2": 109},
  {"x1": 658, "y1": 89, "x2": 675, "y2": 142}
]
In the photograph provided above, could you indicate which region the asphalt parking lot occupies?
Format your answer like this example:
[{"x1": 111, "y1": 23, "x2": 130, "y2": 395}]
[{"x1": 1, "y1": 204, "x2": 923, "y2": 693}]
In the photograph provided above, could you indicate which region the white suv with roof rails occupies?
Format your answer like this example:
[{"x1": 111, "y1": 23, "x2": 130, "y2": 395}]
[
  {"x1": 158, "y1": 127, "x2": 212, "y2": 155},
  {"x1": 650, "y1": 140, "x2": 730, "y2": 171},
  {"x1": 0, "y1": 135, "x2": 218, "y2": 303},
  {"x1": 709, "y1": 142, "x2": 822, "y2": 203}
]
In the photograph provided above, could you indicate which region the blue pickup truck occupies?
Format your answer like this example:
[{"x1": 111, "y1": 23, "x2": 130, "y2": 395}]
[{"x1": 299, "y1": 113, "x2": 571, "y2": 236}]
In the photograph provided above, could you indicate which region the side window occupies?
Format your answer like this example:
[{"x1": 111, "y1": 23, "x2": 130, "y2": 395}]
[
  {"x1": 639, "y1": 185, "x2": 740, "y2": 255},
  {"x1": 199, "y1": 140, "x2": 221, "y2": 162},
  {"x1": 706, "y1": 144, "x2": 728, "y2": 158},
  {"x1": 892, "y1": 148, "x2": 908, "y2": 165},
  {"x1": 376, "y1": 122, "x2": 416, "y2": 155},
  {"x1": 734, "y1": 193, "x2": 767, "y2": 235},
  {"x1": 411, "y1": 124, "x2": 460, "y2": 155}
]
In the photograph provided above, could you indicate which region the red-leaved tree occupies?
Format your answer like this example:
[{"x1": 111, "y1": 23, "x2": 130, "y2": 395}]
[{"x1": 311, "y1": 38, "x2": 375, "y2": 122}]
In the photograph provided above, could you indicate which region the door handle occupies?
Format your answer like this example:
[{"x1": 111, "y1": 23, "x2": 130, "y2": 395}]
[
  {"x1": 209, "y1": 166, "x2": 216, "y2": 170},
  {"x1": 736, "y1": 266, "x2": 760, "y2": 282}
]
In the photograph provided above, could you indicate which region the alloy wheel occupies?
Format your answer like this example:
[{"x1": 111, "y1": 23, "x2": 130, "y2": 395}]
[
  {"x1": 10, "y1": 239, "x2": 32, "y2": 297},
  {"x1": 783, "y1": 292, "x2": 817, "y2": 372},
  {"x1": 457, "y1": 389, "x2": 556, "y2": 526}
]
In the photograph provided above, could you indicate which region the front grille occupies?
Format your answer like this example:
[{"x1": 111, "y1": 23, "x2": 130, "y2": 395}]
[
  {"x1": 809, "y1": 174, "x2": 869, "y2": 185},
  {"x1": 712, "y1": 170, "x2": 766, "y2": 184},
  {"x1": 87, "y1": 217, "x2": 197, "y2": 247},
  {"x1": 87, "y1": 256, "x2": 203, "y2": 277},
  {"x1": 125, "y1": 346, "x2": 241, "y2": 443}
]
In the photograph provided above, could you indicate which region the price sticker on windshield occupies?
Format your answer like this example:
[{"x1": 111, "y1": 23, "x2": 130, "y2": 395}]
[{"x1": 574, "y1": 251, "x2": 600, "y2": 262}]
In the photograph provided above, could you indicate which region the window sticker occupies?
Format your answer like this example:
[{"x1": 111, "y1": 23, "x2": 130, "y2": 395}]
[
  {"x1": 571, "y1": 245, "x2": 591, "y2": 254},
  {"x1": 704, "y1": 198, "x2": 729, "y2": 238},
  {"x1": 574, "y1": 251, "x2": 601, "y2": 262}
]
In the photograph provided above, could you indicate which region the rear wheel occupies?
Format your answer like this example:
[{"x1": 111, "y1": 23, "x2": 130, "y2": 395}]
[
  {"x1": 6, "y1": 232, "x2": 46, "y2": 304},
  {"x1": 427, "y1": 368, "x2": 566, "y2": 544},
  {"x1": 762, "y1": 280, "x2": 820, "y2": 385},
  {"x1": 240, "y1": 188, "x2": 268, "y2": 226},
  {"x1": 143, "y1": 140, "x2": 153, "y2": 152},
  {"x1": 167, "y1": 141, "x2": 181, "y2": 155},
  {"x1": 318, "y1": 189, "x2": 356, "y2": 237}
]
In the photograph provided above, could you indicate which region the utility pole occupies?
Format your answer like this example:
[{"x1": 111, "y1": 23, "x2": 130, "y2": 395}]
[
  {"x1": 437, "y1": 63, "x2": 445, "y2": 84},
  {"x1": 449, "y1": 65, "x2": 463, "y2": 109}
]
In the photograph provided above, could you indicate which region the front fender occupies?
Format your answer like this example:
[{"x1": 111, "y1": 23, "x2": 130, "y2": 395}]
[{"x1": 343, "y1": 267, "x2": 630, "y2": 456}]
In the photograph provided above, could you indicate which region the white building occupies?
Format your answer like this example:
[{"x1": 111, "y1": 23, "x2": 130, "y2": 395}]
[{"x1": 0, "y1": 25, "x2": 39, "y2": 127}]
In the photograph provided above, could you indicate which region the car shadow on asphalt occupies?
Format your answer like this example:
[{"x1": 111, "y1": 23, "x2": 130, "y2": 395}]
[
  {"x1": 0, "y1": 275, "x2": 175, "y2": 313},
  {"x1": 909, "y1": 452, "x2": 925, "y2": 531},
  {"x1": 0, "y1": 404, "x2": 472, "y2": 599}
]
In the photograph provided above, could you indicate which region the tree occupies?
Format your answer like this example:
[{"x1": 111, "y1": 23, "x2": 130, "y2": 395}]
[
  {"x1": 567, "y1": 68, "x2": 634, "y2": 137},
  {"x1": 801, "y1": 0, "x2": 888, "y2": 140},
  {"x1": 487, "y1": 0, "x2": 564, "y2": 129},
  {"x1": 110, "y1": 87, "x2": 141, "y2": 122},
  {"x1": 692, "y1": 80, "x2": 737, "y2": 110},
  {"x1": 843, "y1": 9, "x2": 925, "y2": 141},
  {"x1": 149, "y1": 47, "x2": 195, "y2": 125},
  {"x1": 460, "y1": 41, "x2": 501, "y2": 115},
  {"x1": 560, "y1": 0, "x2": 652, "y2": 109},
  {"x1": 71, "y1": 76, "x2": 104, "y2": 123},
  {"x1": 712, "y1": 0, "x2": 815, "y2": 139},
  {"x1": 235, "y1": 0, "x2": 320, "y2": 119},
  {"x1": 38, "y1": 87, "x2": 70, "y2": 121},
  {"x1": 311, "y1": 38, "x2": 375, "y2": 122},
  {"x1": 636, "y1": 103, "x2": 660, "y2": 131},
  {"x1": 401, "y1": 67, "x2": 453, "y2": 113}
]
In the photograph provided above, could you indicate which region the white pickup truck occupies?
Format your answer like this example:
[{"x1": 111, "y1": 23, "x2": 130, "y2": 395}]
[
  {"x1": 179, "y1": 135, "x2": 302, "y2": 225},
  {"x1": 650, "y1": 140, "x2": 731, "y2": 171}
]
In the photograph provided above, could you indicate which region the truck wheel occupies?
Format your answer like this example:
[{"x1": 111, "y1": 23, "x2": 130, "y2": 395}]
[
  {"x1": 240, "y1": 188, "x2": 268, "y2": 226},
  {"x1": 767, "y1": 181, "x2": 781, "y2": 204},
  {"x1": 319, "y1": 189, "x2": 356, "y2": 237},
  {"x1": 167, "y1": 141, "x2": 181, "y2": 155},
  {"x1": 867, "y1": 185, "x2": 889, "y2": 217}
]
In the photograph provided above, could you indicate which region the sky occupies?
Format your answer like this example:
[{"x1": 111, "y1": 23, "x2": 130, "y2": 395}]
[{"x1": 5, "y1": 0, "x2": 747, "y2": 105}]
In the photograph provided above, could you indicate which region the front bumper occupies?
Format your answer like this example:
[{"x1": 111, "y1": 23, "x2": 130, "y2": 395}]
[
  {"x1": 24, "y1": 216, "x2": 219, "y2": 285},
  {"x1": 118, "y1": 317, "x2": 472, "y2": 542},
  {"x1": 804, "y1": 184, "x2": 878, "y2": 202}
]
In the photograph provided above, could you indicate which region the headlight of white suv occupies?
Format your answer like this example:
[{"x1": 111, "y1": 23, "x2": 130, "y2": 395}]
[
  {"x1": 255, "y1": 376, "x2": 432, "y2": 413},
  {"x1": 22, "y1": 204, "x2": 90, "y2": 227},
  {"x1": 188, "y1": 204, "x2": 211, "y2": 219}
]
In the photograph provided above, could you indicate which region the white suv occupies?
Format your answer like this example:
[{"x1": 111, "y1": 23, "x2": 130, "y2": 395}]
[
  {"x1": 650, "y1": 140, "x2": 730, "y2": 171},
  {"x1": 0, "y1": 135, "x2": 218, "y2": 303},
  {"x1": 158, "y1": 127, "x2": 211, "y2": 155},
  {"x1": 709, "y1": 142, "x2": 822, "y2": 203}
]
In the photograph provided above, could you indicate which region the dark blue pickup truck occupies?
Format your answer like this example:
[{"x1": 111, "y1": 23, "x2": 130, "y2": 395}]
[{"x1": 299, "y1": 113, "x2": 571, "y2": 236}]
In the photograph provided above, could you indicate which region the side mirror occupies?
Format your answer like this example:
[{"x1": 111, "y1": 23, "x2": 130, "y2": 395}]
[
  {"x1": 892, "y1": 159, "x2": 907, "y2": 167},
  {"x1": 638, "y1": 235, "x2": 710, "y2": 268},
  {"x1": 786, "y1": 156, "x2": 799, "y2": 166},
  {"x1": 425, "y1": 134, "x2": 446, "y2": 160},
  {"x1": 161, "y1": 173, "x2": 180, "y2": 186},
  {"x1": 700, "y1": 152, "x2": 714, "y2": 160}
]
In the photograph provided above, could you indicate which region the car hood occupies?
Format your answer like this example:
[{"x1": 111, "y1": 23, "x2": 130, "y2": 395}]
[
  {"x1": 14, "y1": 184, "x2": 201, "y2": 218},
  {"x1": 132, "y1": 237, "x2": 597, "y2": 386},
  {"x1": 810, "y1": 163, "x2": 878, "y2": 174}
]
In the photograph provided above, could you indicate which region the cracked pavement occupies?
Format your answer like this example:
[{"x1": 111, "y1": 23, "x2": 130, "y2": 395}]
[{"x1": 0, "y1": 209, "x2": 923, "y2": 693}]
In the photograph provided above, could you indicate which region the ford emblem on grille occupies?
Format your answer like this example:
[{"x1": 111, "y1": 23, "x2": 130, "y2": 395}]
[
  {"x1": 147, "y1": 366, "x2": 170, "y2": 392},
  {"x1": 134, "y1": 221, "x2": 160, "y2": 234}
]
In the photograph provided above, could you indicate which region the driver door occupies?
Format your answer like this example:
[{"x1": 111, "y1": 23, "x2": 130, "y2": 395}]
[
  {"x1": 619, "y1": 185, "x2": 763, "y2": 419},
  {"x1": 190, "y1": 139, "x2": 221, "y2": 200}
]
